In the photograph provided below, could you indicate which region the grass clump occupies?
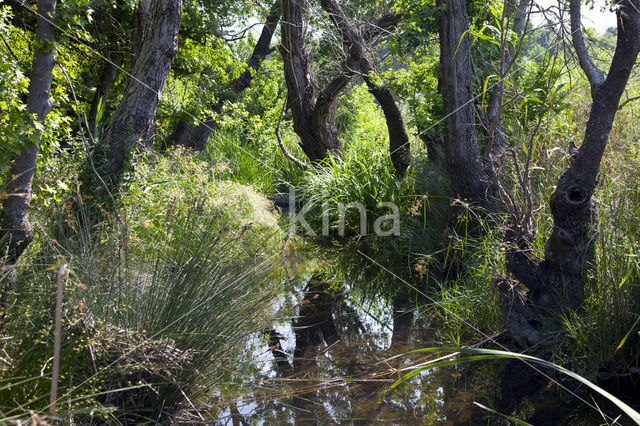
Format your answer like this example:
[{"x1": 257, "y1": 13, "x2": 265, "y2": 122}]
[{"x1": 0, "y1": 150, "x2": 285, "y2": 423}]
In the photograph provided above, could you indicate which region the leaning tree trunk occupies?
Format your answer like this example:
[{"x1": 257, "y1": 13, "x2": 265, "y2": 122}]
[
  {"x1": 87, "y1": 52, "x2": 122, "y2": 138},
  {"x1": 501, "y1": 0, "x2": 640, "y2": 345},
  {"x1": 319, "y1": 0, "x2": 411, "y2": 176},
  {"x1": 281, "y1": 0, "x2": 342, "y2": 161},
  {"x1": 0, "y1": 0, "x2": 57, "y2": 313},
  {"x1": 165, "y1": 1, "x2": 281, "y2": 151},
  {"x1": 99, "y1": 0, "x2": 181, "y2": 180},
  {"x1": 439, "y1": 0, "x2": 493, "y2": 209}
]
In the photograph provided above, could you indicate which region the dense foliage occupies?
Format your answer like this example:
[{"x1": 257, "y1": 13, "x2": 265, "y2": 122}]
[{"x1": 1, "y1": 0, "x2": 639, "y2": 422}]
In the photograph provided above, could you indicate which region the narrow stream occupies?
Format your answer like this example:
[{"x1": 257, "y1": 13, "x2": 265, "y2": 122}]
[{"x1": 212, "y1": 257, "x2": 621, "y2": 425}]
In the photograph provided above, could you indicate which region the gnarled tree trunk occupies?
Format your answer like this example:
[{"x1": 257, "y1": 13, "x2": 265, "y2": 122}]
[
  {"x1": 281, "y1": 0, "x2": 342, "y2": 161},
  {"x1": 319, "y1": 0, "x2": 411, "y2": 176},
  {"x1": 439, "y1": 0, "x2": 493, "y2": 209},
  {"x1": 1, "y1": 0, "x2": 57, "y2": 313},
  {"x1": 165, "y1": 1, "x2": 281, "y2": 151},
  {"x1": 99, "y1": 0, "x2": 181, "y2": 180},
  {"x1": 502, "y1": 0, "x2": 640, "y2": 345},
  {"x1": 282, "y1": 0, "x2": 404, "y2": 165}
]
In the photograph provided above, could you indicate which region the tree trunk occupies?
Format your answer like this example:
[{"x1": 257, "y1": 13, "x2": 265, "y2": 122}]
[
  {"x1": 99, "y1": 0, "x2": 181, "y2": 180},
  {"x1": 319, "y1": 0, "x2": 411, "y2": 176},
  {"x1": 131, "y1": 0, "x2": 151, "y2": 65},
  {"x1": 281, "y1": 0, "x2": 342, "y2": 162},
  {"x1": 501, "y1": 0, "x2": 640, "y2": 345},
  {"x1": 481, "y1": 0, "x2": 531, "y2": 200},
  {"x1": 165, "y1": 1, "x2": 281, "y2": 151},
  {"x1": 88, "y1": 52, "x2": 122, "y2": 138},
  {"x1": 1, "y1": 0, "x2": 57, "y2": 314},
  {"x1": 439, "y1": 0, "x2": 493, "y2": 209}
]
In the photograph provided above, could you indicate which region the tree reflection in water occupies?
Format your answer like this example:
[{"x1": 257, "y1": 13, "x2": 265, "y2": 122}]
[{"x1": 219, "y1": 275, "x2": 574, "y2": 424}]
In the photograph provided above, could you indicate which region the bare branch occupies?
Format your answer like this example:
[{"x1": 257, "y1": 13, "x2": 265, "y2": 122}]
[
  {"x1": 361, "y1": 13, "x2": 403, "y2": 42},
  {"x1": 276, "y1": 100, "x2": 308, "y2": 171},
  {"x1": 569, "y1": 0, "x2": 605, "y2": 87},
  {"x1": 618, "y1": 94, "x2": 640, "y2": 110}
]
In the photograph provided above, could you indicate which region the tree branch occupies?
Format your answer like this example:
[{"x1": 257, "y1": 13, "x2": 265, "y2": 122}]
[
  {"x1": 231, "y1": 0, "x2": 281, "y2": 93},
  {"x1": 618, "y1": 94, "x2": 640, "y2": 110},
  {"x1": 569, "y1": 0, "x2": 605, "y2": 88},
  {"x1": 361, "y1": 13, "x2": 403, "y2": 42}
]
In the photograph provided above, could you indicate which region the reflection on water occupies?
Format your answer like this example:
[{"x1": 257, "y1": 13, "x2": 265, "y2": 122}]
[
  {"x1": 213, "y1": 267, "x2": 605, "y2": 425},
  {"x1": 214, "y1": 273, "x2": 506, "y2": 424}
]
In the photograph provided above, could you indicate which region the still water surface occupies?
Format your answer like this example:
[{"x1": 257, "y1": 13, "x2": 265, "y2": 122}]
[{"x1": 213, "y1": 258, "x2": 629, "y2": 425}]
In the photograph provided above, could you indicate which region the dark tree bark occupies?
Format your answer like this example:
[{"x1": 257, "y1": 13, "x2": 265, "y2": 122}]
[
  {"x1": 281, "y1": 0, "x2": 341, "y2": 161},
  {"x1": 99, "y1": 0, "x2": 181, "y2": 179},
  {"x1": 88, "y1": 52, "x2": 122, "y2": 138},
  {"x1": 165, "y1": 1, "x2": 281, "y2": 151},
  {"x1": 501, "y1": 0, "x2": 640, "y2": 345},
  {"x1": 281, "y1": 0, "x2": 404, "y2": 165},
  {"x1": 319, "y1": 0, "x2": 411, "y2": 176},
  {"x1": 439, "y1": 0, "x2": 493, "y2": 209},
  {"x1": 1, "y1": 0, "x2": 56, "y2": 312}
]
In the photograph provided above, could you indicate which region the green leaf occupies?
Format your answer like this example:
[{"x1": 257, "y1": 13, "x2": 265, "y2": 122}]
[
  {"x1": 616, "y1": 316, "x2": 640, "y2": 352},
  {"x1": 618, "y1": 267, "x2": 633, "y2": 288},
  {"x1": 481, "y1": 75, "x2": 498, "y2": 109},
  {"x1": 469, "y1": 26, "x2": 502, "y2": 47},
  {"x1": 390, "y1": 347, "x2": 640, "y2": 423},
  {"x1": 95, "y1": 96, "x2": 104, "y2": 125}
]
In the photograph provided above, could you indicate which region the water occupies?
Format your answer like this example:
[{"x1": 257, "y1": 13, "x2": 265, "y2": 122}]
[{"x1": 209, "y1": 257, "x2": 633, "y2": 425}]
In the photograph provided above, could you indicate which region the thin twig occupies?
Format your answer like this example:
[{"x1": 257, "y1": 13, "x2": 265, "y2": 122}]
[
  {"x1": 0, "y1": 34, "x2": 21, "y2": 63},
  {"x1": 618, "y1": 95, "x2": 640, "y2": 110},
  {"x1": 49, "y1": 264, "x2": 67, "y2": 416}
]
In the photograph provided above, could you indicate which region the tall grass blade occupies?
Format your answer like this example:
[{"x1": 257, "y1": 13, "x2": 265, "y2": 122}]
[
  {"x1": 616, "y1": 316, "x2": 640, "y2": 352},
  {"x1": 390, "y1": 347, "x2": 640, "y2": 424},
  {"x1": 473, "y1": 401, "x2": 533, "y2": 425}
]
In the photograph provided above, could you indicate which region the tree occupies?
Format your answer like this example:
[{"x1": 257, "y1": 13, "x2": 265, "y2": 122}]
[
  {"x1": 165, "y1": 1, "x2": 281, "y2": 151},
  {"x1": 438, "y1": 0, "x2": 493, "y2": 209},
  {"x1": 1, "y1": 0, "x2": 57, "y2": 311},
  {"x1": 319, "y1": 0, "x2": 411, "y2": 176},
  {"x1": 98, "y1": 0, "x2": 182, "y2": 179},
  {"x1": 280, "y1": 0, "x2": 404, "y2": 166},
  {"x1": 501, "y1": 0, "x2": 640, "y2": 345}
]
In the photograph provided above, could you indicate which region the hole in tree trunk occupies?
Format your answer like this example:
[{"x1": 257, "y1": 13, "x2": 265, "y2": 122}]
[{"x1": 566, "y1": 185, "x2": 587, "y2": 204}]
